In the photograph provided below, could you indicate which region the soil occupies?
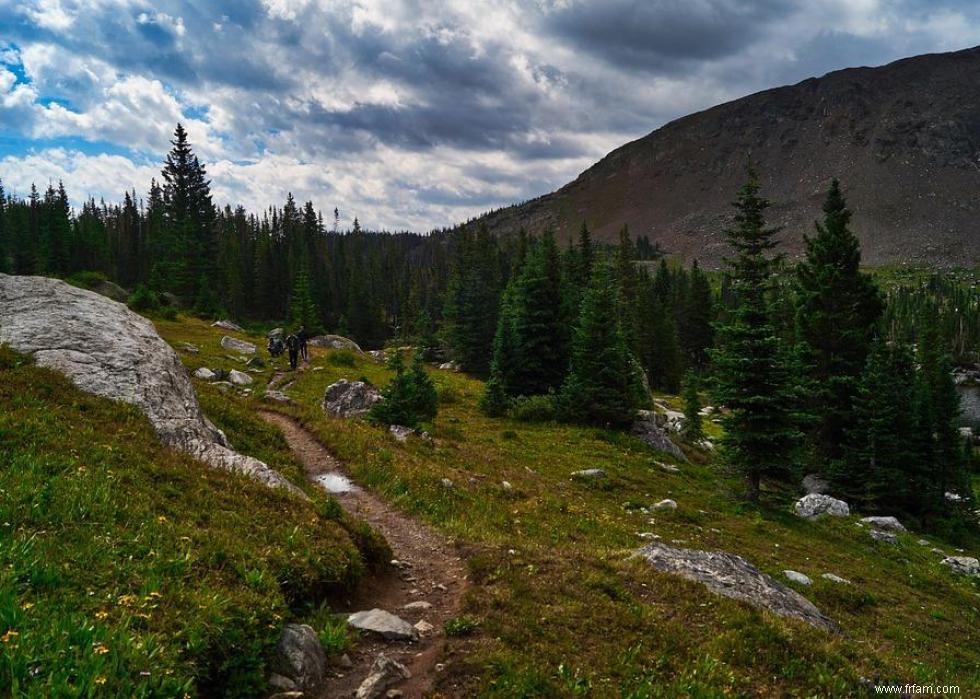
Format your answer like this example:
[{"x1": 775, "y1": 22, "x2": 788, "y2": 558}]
[{"x1": 259, "y1": 411, "x2": 470, "y2": 698}]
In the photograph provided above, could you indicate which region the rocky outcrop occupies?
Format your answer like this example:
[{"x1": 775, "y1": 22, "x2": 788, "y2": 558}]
[
  {"x1": 212, "y1": 319, "x2": 244, "y2": 332},
  {"x1": 632, "y1": 410, "x2": 686, "y2": 460},
  {"x1": 220, "y1": 335, "x2": 256, "y2": 354},
  {"x1": 859, "y1": 516, "x2": 906, "y2": 532},
  {"x1": 794, "y1": 494, "x2": 850, "y2": 520},
  {"x1": 228, "y1": 369, "x2": 253, "y2": 386},
  {"x1": 322, "y1": 379, "x2": 383, "y2": 417},
  {"x1": 309, "y1": 334, "x2": 364, "y2": 352},
  {"x1": 635, "y1": 542, "x2": 840, "y2": 633},
  {"x1": 0, "y1": 274, "x2": 303, "y2": 497},
  {"x1": 193, "y1": 367, "x2": 218, "y2": 380},
  {"x1": 269, "y1": 623, "x2": 327, "y2": 692},
  {"x1": 941, "y1": 556, "x2": 979, "y2": 576}
]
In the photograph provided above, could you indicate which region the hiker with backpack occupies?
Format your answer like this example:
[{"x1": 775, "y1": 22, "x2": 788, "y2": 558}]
[{"x1": 285, "y1": 333, "x2": 299, "y2": 370}]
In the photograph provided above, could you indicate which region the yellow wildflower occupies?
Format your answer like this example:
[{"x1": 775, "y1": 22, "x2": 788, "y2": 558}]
[
  {"x1": 20, "y1": 601, "x2": 34, "y2": 610},
  {"x1": 95, "y1": 676, "x2": 107, "y2": 686},
  {"x1": 95, "y1": 611, "x2": 109, "y2": 620},
  {"x1": 93, "y1": 643, "x2": 109, "y2": 655},
  {"x1": 148, "y1": 591, "x2": 163, "y2": 598},
  {"x1": 118, "y1": 594, "x2": 136, "y2": 606},
  {"x1": 157, "y1": 516, "x2": 168, "y2": 524},
  {"x1": 1, "y1": 630, "x2": 18, "y2": 643}
]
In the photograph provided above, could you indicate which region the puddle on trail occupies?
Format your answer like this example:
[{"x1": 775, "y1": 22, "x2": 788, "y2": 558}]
[{"x1": 314, "y1": 472, "x2": 356, "y2": 494}]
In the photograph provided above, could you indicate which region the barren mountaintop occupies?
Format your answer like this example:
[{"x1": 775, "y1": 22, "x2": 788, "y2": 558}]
[{"x1": 473, "y1": 46, "x2": 980, "y2": 268}]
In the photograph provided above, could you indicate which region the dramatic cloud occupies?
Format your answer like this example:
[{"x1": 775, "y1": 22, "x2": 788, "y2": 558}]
[{"x1": 1, "y1": 0, "x2": 979, "y2": 230}]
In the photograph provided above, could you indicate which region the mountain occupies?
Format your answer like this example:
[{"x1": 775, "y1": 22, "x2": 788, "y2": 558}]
[{"x1": 472, "y1": 47, "x2": 980, "y2": 268}]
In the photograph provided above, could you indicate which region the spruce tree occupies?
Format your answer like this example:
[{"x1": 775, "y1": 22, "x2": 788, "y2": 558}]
[
  {"x1": 289, "y1": 268, "x2": 319, "y2": 331},
  {"x1": 559, "y1": 258, "x2": 645, "y2": 427},
  {"x1": 510, "y1": 230, "x2": 566, "y2": 395},
  {"x1": 710, "y1": 174, "x2": 802, "y2": 502},
  {"x1": 481, "y1": 281, "x2": 520, "y2": 415},
  {"x1": 795, "y1": 179, "x2": 882, "y2": 464},
  {"x1": 681, "y1": 370, "x2": 705, "y2": 444},
  {"x1": 371, "y1": 350, "x2": 438, "y2": 428},
  {"x1": 681, "y1": 260, "x2": 714, "y2": 370}
]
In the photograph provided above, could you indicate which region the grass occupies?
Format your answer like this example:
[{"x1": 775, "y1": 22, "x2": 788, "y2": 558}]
[
  {"x1": 0, "y1": 345, "x2": 387, "y2": 697},
  {"x1": 18, "y1": 313, "x2": 980, "y2": 697}
]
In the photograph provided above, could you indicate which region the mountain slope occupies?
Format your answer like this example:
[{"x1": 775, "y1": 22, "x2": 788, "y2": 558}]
[{"x1": 474, "y1": 46, "x2": 980, "y2": 267}]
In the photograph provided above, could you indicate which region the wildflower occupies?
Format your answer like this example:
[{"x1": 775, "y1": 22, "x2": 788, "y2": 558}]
[
  {"x1": 95, "y1": 611, "x2": 109, "y2": 620},
  {"x1": 157, "y1": 516, "x2": 168, "y2": 524},
  {"x1": 1, "y1": 630, "x2": 19, "y2": 643},
  {"x1": 95, "y1": 676, "x2": 106, "y2": 686},
  {"x1": 20, "y1": 601, "x2": 34, "y2": 610},
  {"x1": 148, "y1": 591, "x2": 162, "y2": 598},
  {"x1": 93, "y1": 643, "x2": 109, "y2": 655},
  {"x1": 118, "y1": 594, "x2": 136, "y2": 606}
]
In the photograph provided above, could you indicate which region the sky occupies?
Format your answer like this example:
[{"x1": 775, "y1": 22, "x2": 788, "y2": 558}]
[{"x1": 2, "y1": 1, "x2": 980, "y2": 232}]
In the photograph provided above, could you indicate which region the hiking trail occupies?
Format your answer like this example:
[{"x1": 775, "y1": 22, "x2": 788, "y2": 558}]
[{"x1": 259, "y1": 410, "x2": 470, "y2": 698}]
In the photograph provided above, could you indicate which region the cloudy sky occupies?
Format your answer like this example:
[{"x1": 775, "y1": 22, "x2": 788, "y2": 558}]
[{"x1": 1, "y1": 0, "x2": 979, "y2": 231}]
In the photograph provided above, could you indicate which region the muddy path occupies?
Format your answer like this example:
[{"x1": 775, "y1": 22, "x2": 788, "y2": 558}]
[{"x1": 259, "y1": 411, "x2": 470, "y2": 698}]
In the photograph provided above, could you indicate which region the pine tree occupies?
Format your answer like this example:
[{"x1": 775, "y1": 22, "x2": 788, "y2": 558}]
[
  {"x1": 681, "y1": 260, "x2": 714, "y2": 370},
  {"x1": 509, "y1": 230, "x2": 566, "y2": 395},
  {"x1": 559, "y1": 258, "x2": 645, "y2": 427},
  {"x1": 681, "y1": 370, "x2": 705, "y2": 443},
  {"x1": 795, "y1": 179, "x2": 882, "y2": 464},
  {"x1": 289, "y1": 268, "x2": 319, "y2": 330},
  {"x1": 481, "y1": 281, "x2": 520, "y2": 415},
  {"x1": 710, "y1": 174, "x2": 802, "y2": 502},
  {"x1": 370, "y1": 350, "x2": 438, "y2": 428}
]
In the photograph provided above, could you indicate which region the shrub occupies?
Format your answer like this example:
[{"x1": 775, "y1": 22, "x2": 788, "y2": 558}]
[
  {"x1": 444, "y1": 616, "x2": 479, "y2": 637},
  {"x1": 127, "y1": 285, "x2": 160, "y2": 311},
  {"x1": 327, "y1": 350, "x2": 357, "y2": 367},
  {"x1": 66, "y1": 270, "x2": 108, "y2": 289},
  {"x1": 509, "y1": 394, "x2": 556, "y2": 423},
  {"x1": 370, "y1": 350, "x2": 439, "y2": 429}
]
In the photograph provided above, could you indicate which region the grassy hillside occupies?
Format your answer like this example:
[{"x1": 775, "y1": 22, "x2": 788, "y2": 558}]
[{"x1": 0, "y1": 345, "x2": 387, "y2": 698}]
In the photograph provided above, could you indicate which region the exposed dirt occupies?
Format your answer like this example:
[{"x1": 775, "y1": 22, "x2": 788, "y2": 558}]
[{"x1": 259, "y1": 411, "x2": 470, "y2": 698}]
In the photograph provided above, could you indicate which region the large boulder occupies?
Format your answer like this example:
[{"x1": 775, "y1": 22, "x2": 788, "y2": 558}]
[
  {"x1": 859, "y1": 516, "x2": 906, "y2": 532},
  {"x1": 355, "y1": 653, "x2": 411, "y2": 699},
  {"x1": 228, "y1": 369, "x2": 253, "y2": 386},
  {"x1": 794, "y1": 494, "x2": 850, "y2": 520},
  {"x1": 941, "y1": 556, "x2": 979, "y2": 576},
  {"x1": 322, "y1": 379, "x2": 382, "y2": 417},
  {"x1": 635, "y1": 542, "x2": 839, "y2": 633},
  {"x1": 220, "y1": 335, "x2": 256, "y2": 354},
  {"x1": 268, "y1": 623, "x2": 326, "y2": 692},
  {"x1": 631, "y1": 410, "x2": 686, "y2": 460},
  {"x1": 0, "y1": 274, "x2": 303, "y2": 497},
  {"x1": 309, "y1": 334, "x2": 364, "y2": 352}
]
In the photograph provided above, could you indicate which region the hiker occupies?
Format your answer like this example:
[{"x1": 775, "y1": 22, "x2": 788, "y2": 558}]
[
  {"x1": 285, "y1": 333, "x2": 299, "y2": 370},
  {"x1": 297, "y1": 325, "x2": 309, "y2": 361},
  {"x1": 267, "y1": 335, "x2": 284, "y2": 358}
]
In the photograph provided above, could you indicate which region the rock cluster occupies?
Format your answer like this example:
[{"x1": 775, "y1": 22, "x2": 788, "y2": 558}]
[
  {"x1": 631, "y1": 410, "x2": 686, "y2": 460},
  {"x1": 322, "y1": 379, "x2": 383, "y2": 417},
  {"x1": 793, "y1": 494, "x2": 850, "y2": 520}
]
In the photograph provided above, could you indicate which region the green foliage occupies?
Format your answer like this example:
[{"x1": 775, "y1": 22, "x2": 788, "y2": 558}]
[
  {"x1": 510, "y1": 394, "x2": 557, "y2": 423},
  {"x1": 559, "y1": 259, "x2": 646, "y2": 427},
  {"x1": 127, "y1": 284, "x2": 160, "y2": 311},
  {"x1": 710, "y1": 174, "x2": 802, "y2": 501},
  {"x1": 795, "y1": 179, "x2": 883, "y2": 464},
  {"x1": 327, "y1": 349, "x2": 357, "y2": 367},
  {"x1": 681, "y1": 371, "x2": 705, "y2": 444},
  {"x1": 444, "y1": 616, "x2": 479, "y2": 637},
  {"x1": 289, "y1": 268, "x2": 319, "y2": 332},
  {"x1": 65, "y1": 270, "x2": 108, "y2": 289},
  {"x1": 370, "y1": 350, "x2": 439, "y2": 428}
]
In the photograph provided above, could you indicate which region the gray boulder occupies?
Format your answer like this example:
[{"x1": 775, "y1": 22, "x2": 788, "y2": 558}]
[
  {"x1": 783, "y1": 570, "x2": 812, "y2": 586},
  {"x1": 860, "y1": 516, "x2": 905, "y2": 532},
  {"x1": 269, "y1": 623, "x2": 326, "y2": 692},
  {"x1": 91, "y1": 279, "x2": 129, "y2": 303},
  {"x1": 309, "y1": 334, "x2": 363, "y2": 352},
  {"x1": 652, "y1": 499, "x2": 678, "y2": 511},
  {"x1": 389, "y1": 424, "x2": 413, "y2": 443},
  {"x1": 794, "y1": 494, "x2": 850, "y2": 520},
  {"x1": 264, "y1": 389, "x2": 293, "y2": 404},
  {"x1": 801, "y1": 474, "x2": 830, "y2": 495},
  {"x1": 438, "y1": 361, "x2": 460, "y2": 371},
  {"x1": 347, "y1": 609, "x2": 419, "y2": 641},
  {"x1": 941, "y1": 556, "x2": 979, "y2": 576},
  {"x1": 355, "y1": 653, "x2": 411, "y2": 699},
  {"x1": 228, "y1": 369, "x2": 253, "y2": 386},
  {"x1": 212, "y1": 319, "x2": 244, "y2": 332},
  {"x1": 220, "y1": 335, "x2": 256, "y2": 354},
  {"x1": 821, "y1": 573, "x2": 851, "y2": 584},
  {"x1": 0, "y1": 274, "x2": 303, "y2": 497},
  {"x1": 572, "y1": 468, "x2": 605, "y2": 479},
  {"x1": 322, "y1": 379, "x2": 383, "y2": 417},
  {"x1": 634, "y1": 542, "x2": 839, "y2": 633},
  {"x1": 869, "y1": 530, "x2": 899, "y2": 545},
  {"x1": 631, "y1": 410, "x2": 686, "y2": 460},
  {"x1": 193, "y1": 367, "x2": 218, "y2": 381}
]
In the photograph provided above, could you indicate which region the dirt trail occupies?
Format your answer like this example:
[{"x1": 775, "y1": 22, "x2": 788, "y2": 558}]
[{"x1": 259, "y1": 411, "x2": 469, "y2": 698}]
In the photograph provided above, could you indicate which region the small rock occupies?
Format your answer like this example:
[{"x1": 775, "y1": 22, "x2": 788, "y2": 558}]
[
  {"x1": 414, "y1": 620, "x2": 435, "y2": 635},
  {"x1": 268, "y1": 692, "x2": 304, "y2": 699},
  {"x1": 657, "y1": 462, "x2": 680, "y2": 474},
  {"x1": 212, "y1": 319, "x2": 244, "y2": 332},
  {"x1": 931, "y1": 548, "x2": 946, "y2": 555},
  {"x1": 502, "y1": 480, "x2": 513, "y2": 490},
  {"x1": 572, "y1": 468, "x2": 605, "y2": 479},
  {"x1": 403, "y1": 600, "x2": 432, "y2": 611},
  {"x1": 176, "y1": 342, "x2": 199, "y2": 353},
  {"x1": 435, "y1": 663, "x2": 446, "y2": 672},
  {"x1": 389, "y1": 424, "x2": 413, "y2": 443},
  {"x1": 228, "y1": 369, "x2": 253, "y2": 386},
  {"x1": 347, "y1": 609, "x2": 419, "y2": 641},
  {"x1": 784, "y1": 570, "x2": 812, "y2": 586},
  {"x1": 794, "y1": 494, "x2": 850, "y2": 520},
  {"x1": 860, "y1": 516, "x2": 906, "y2": 532},
  {"x1": 220, "y1": 335, "x2": 256, "y2": 354},
  {"x1": 440, "y1": 478, "x2": 454, "y2": 489},
  {"x1": 821, "y1": 573, "x2": 851, "y2": 584},
  {"x1": 193, "y1": 367, "x2": 217, "y2": 380},
  {"x1": 355, "y1": 653, "x2": 411, "y2": 699},
  {"x1": 386, "y1": 690, "x2": 404, "y2": 699},
  {"x1": 941, "y1": 556, "x2": 979, "y2": 576},
  {"x1": 652, "y1": 499, "x2": 678, "y2": 511},
  {"x1": 338, "y1": 653, "x2": 354, "y2": 668},
  {"x1": 264, "y1": 389, "x2": 292, "y2": 404},
  {"x1": 267, "y1": 673, "x2": 298, "y2": 692},
  {"x1": 917, "y1": 539, "x2": 931, "y2": 546},
  {"x1": 869, "y1": 530, "x2": 899, "y2": 545},
  {"x1": 246, "y1": 356, "x2": 266, "y2": 368},
  {"x1": 438, "y1": 361, "x2": 460, "y2": 371},
  {"x1": 269, "y1": 623, "x2": 326, "y2": 691},
  {"x1": 637, "y1": 532, "x2": 659, "y2": 540}
]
